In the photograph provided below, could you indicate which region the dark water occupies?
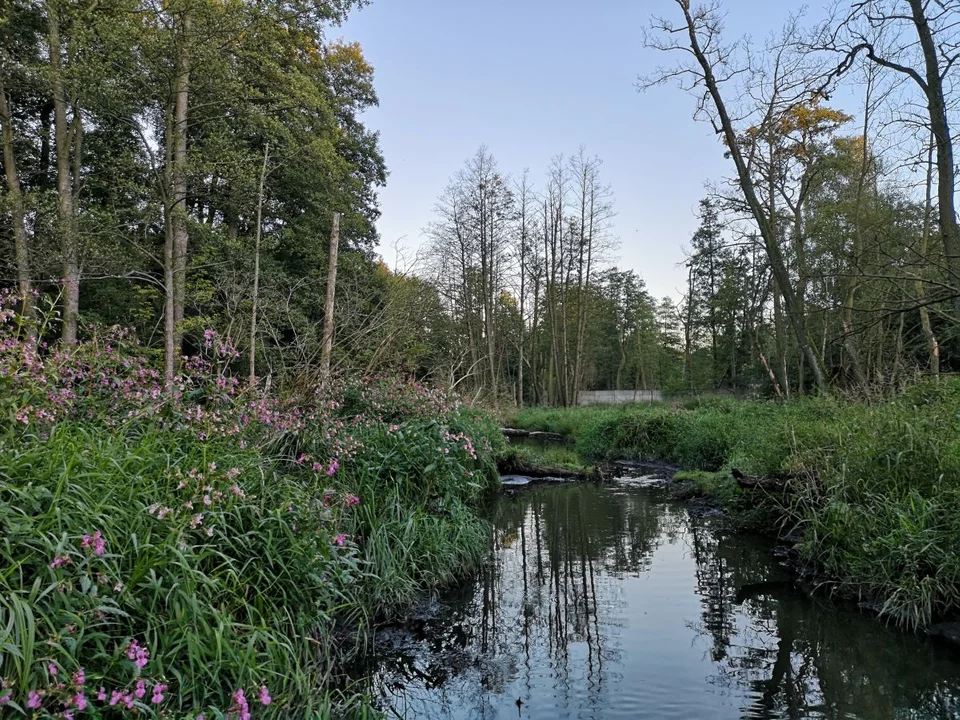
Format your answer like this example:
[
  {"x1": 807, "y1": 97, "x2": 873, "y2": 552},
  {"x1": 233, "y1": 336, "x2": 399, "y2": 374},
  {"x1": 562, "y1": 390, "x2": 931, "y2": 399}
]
[{"x1": 368, "y1": 474, "x2": 960, "y2": 719}]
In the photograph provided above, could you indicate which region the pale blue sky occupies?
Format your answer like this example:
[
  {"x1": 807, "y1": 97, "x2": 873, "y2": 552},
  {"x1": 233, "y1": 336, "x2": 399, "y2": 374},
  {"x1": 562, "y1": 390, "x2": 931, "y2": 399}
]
[{"x1": 340, "y1": 0, "x2": 820, "y2": 300}]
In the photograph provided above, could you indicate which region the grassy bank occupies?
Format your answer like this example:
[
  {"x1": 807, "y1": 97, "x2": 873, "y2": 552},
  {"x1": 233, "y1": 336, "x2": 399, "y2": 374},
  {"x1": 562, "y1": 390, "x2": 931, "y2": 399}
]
[
  {"x1": 0, "y1": 308, "x2": 503, "y2": 718},
  {"x1": 508, "y1": 385, "x2": 960, "y2": 629}
]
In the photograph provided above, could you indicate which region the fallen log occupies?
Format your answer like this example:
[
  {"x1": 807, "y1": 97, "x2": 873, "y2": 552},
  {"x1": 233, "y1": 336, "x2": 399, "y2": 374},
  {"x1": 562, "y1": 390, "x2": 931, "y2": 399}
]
[{"x1": 497, "y1": 456, "x2": 588, "y2": 481}]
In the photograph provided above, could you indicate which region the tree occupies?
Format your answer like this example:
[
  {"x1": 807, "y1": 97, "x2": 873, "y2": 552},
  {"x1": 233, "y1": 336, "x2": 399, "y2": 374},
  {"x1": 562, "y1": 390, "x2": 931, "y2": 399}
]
[{"x1": 642, "y1": 2, "x2": 830, "y2": 393}]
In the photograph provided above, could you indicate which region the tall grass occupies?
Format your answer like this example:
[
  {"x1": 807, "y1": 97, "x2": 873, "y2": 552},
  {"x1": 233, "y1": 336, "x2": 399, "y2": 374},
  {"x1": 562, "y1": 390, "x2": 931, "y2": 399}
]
[{"x1": 507, "y1": 383, "x2": 960, "y2": 629}]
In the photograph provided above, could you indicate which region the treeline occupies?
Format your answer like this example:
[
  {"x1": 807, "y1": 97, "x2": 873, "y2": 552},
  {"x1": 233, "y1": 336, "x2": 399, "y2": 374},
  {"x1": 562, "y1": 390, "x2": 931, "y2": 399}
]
[
  {"x1": 421, "y1": 147, "x2": 677, "y2": 407},
  {"x1": 0, "y1": 0, "x2": 416, "y2": 384},
  {"x1": 6, "y1": 0, "x2": 960, "y2": 405},
  {"x1": 643, "y1": 0, "x2": 960, "y2": 397},
  {"x1": 413, "y1": 0, "x2": 960, "y2": 403}
]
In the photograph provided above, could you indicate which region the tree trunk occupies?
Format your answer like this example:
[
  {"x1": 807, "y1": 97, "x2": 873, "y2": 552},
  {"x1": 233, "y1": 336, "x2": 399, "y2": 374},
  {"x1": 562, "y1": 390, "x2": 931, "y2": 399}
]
[
  {"x1": 320, "y1": 212, "x2": 341, "y2": 379},
  {"x1": 918, "y1": 133, "x2": 940, "y2": 376},
  {"x1": 906, "y1": 0, "x2": 960, "y2": 320},
  {"x1": 0, "y1": 66, "x2": 32, "y2": 318},
  {"x1": 169, "y1": 10, "x2": 191, "y2": 367},
  {"x1": 249, "y1": 143, "x2": 269, "y2": 386},
  {"x1": 48, "y1": 1, "x2": 80, "y2": 343}
]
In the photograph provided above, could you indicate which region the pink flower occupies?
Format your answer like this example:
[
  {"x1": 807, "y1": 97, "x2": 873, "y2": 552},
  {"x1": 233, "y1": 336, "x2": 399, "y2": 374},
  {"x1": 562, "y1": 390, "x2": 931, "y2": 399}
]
[
  {"x1": 49, "y1": 554, "x2": 71, "y2": 569},
  {"x1": 73, "y1": 669, "x2": 86, "y2": 686},
  {"x1": 151, "y1": 683, "x2": 167, "y2": 704},
  {"x1": 334, "y1": 533, "x2": 346, "y2": 547},
  {"x1": 345, "y1": 494, "x2": 360, "y2": 507},
  {"x1": 73, "y1": 693, "x2": 87, "y2": 711},
  {"x1": 109, "y1": 690, "x2": 121, "y2": 706},
  {"x1": 259, "y1": 686, "x2": 272, "y2": 705},
  {"x1": 97, "y1": 687, "x2": 107, "y2": 701},
  {"x1": 134, "y1": 679, "x2": 146, "y2": 699},
  {"x1": 27, "y1": 691, "x2": 41, "y2": 709},
  {"x1": 230, "y1": 688, "x2": 251, "y2": 720},
  {"x1": 126, "y1": 639, "x2": 149, "y2": 669},
  {"x1": 326, "y1": 458, "x2": 340, "y2": 476},
  {"x1": 48, "y1": 662, "x2": 58, "y2": 676},
  {"x1": 81, "y1": 530, "x2": 105, "y2": 556}
]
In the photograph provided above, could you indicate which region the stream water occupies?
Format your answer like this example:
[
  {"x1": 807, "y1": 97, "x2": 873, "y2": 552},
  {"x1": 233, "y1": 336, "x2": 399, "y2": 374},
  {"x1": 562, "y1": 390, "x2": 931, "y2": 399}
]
[{"x1": 366, "y1": 470, "x2": 960, "y2": 719}]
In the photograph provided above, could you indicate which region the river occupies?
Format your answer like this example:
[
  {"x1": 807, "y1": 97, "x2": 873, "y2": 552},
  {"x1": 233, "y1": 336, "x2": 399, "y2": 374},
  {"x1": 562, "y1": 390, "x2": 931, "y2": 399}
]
[{"x1": 366, "y1": 470, "x2": 960, "y2": 719}]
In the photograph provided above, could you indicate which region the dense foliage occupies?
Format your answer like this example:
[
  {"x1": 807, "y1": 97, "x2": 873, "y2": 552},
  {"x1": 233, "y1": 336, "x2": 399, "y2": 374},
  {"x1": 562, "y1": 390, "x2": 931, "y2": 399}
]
[{"x1": 0, "y1": 298, "x2": 503, "y2": 718}]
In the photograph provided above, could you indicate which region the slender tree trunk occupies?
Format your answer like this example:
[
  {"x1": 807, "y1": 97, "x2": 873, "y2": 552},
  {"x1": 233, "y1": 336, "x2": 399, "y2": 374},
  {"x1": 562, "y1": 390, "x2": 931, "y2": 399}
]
[
  {"x1": 249, "y1": 143, "x2": 269, "y2": 386},
  {"x1": 841, "y1": 72, "x2": 872, "y2": 390},
  {"x1": 917, "y1": 131, "x2": 940, "y2": 376},
  {"x1": 0, "y1": 66, "x2": 32, "y2": 318},
  {"x1": 48, "y1": 1, "x2": 80, "y2": 343},
  {"x1": 773, "y1": 284, "x2": 790, "y2": 399},
  {"x1": 320, "y1": 212, "x2": 341, "y2": 379},
  {"x1": 163, "y1": 107, "x2": 176, "y2": 385},
  {"x1": 169, "y1": 10, "x2": 191, "y2": 366},
  {"x1": 906, "y1": 0, "x2": 960, "y2": 319}
]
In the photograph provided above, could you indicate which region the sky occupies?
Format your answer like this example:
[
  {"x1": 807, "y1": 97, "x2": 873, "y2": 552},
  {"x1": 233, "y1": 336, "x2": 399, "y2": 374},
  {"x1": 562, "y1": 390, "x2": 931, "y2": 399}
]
[{"x1": 338, "y1": 0, "x2": 823, "y2": 301}]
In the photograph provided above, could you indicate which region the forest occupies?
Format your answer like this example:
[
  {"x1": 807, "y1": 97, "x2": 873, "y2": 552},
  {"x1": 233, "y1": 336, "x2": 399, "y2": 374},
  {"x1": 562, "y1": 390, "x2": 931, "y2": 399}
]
[{"x1": 4, "y1": 2, "x2": 960, "y2": 402}]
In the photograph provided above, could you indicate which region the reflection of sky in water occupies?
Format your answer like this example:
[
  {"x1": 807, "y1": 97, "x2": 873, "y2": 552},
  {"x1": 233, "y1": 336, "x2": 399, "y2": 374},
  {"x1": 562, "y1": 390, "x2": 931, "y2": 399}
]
[{"x1": 369, "y1": 481, "x2": 960, "y2": 720}]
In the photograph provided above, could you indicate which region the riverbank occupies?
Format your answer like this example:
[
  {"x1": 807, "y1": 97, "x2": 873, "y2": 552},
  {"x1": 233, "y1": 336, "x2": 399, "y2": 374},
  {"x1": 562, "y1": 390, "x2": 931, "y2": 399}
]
[
  {"x1": 506, "y1": 382, "x2": 960, "y2": 631},
  {"x1": 0, "y1": 321, "x2": 503, "y2": 717}
]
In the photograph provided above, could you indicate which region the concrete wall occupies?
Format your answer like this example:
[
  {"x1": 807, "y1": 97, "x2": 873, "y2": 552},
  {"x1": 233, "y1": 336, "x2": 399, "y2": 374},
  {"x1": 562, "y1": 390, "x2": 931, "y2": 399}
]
[{"x1": 577, "y1": 390, "x2": 663, "y2": 405}]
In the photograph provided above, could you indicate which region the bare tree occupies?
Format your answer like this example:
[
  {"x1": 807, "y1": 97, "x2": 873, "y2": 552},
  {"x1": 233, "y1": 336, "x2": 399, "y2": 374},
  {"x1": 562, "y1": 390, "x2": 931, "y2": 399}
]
[{"x1": 641, "y1": 1, "x2": 830, "y2": 393}]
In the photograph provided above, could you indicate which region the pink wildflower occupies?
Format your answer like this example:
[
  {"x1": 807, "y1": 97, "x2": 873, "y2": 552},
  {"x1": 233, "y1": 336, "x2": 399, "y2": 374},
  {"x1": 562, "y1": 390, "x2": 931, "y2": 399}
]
[
  {"x1": 334, "y1": 533, "x2": 346, "y2": 547},
  {"x1": 109, "y1": 690, "x2": 121, "y2": 706},
  {"x1": 73, "y1": 693, "x2": 87, "y2": 711},
  {"x1": 151, "y1": 683, "x2": 167, "y2": 704},
  {"x1": 73, "y1": 669, "x2": 86, "y2": 686},
  {"x1": 326, "y1": 458, "x2": 339, "y2": 476},
  {"x1": 259, "y1": 686, "x2": 272, "y2": 706},
  {"x1": 48, "y1": 662, "x2": 58, "y2": 676},
  {"x1": 345, "y1": 494, "x2": 360, "y2": 507},
  {"x1": 49, "y1": 555, "x2": 71, "y2": 569},
  {"x1": 0, "y1": 692, "x2": 10, "y2": 706},
  {"x1": 81, "y1": 530, "x2": 105, "y2": 556},
  {"x1": 97, "y1": 687, "x2": 107, "y2": 701},
  {"x1": 134, "y1": 680, "x2": 146, "y2": 699},
  {"x1": 230, "y1": 688, "x2": 251, "y2": 720},
  {"x1": 126, "y1": 639, "x2": 149, "y2": 669},
  {"x1": 27, "y1": 691, "x2": 41, "y2": 709}
]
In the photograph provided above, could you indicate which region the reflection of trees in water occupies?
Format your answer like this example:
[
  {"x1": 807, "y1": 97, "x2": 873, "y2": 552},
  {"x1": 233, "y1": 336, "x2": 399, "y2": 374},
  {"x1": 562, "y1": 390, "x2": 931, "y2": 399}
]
[
  {"x1": 375, "y1": 485, "x2": 960, "y2": 719},
  {"x1": 376, "y1": 483, "x2": 678, "y2": 718},
  {"x1": 689, "y1": 523, "x2": 960, "y2": 719}
]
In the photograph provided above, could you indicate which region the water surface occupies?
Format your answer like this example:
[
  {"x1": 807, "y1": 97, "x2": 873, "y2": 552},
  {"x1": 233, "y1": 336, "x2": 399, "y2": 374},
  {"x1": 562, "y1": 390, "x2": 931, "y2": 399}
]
[{"x1": 369, "y1": 475, "x2": 960, "y2": 719}]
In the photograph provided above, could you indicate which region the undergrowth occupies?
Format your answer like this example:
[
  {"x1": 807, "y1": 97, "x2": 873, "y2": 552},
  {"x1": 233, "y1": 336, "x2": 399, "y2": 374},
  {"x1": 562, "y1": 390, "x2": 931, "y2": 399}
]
[{"x1": 0, "y1": 293, "x2": 503, "y2": 718}]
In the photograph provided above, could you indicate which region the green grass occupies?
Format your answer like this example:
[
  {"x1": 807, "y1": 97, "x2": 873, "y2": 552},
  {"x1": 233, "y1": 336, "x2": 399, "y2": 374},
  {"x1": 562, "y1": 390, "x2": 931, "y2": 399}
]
[
  {"x1": 501, "y1": 440, "x2": 592, "y2": 475},
  {"x1": 505, "y1": 381, "x2": 960, "y2": 629}
]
